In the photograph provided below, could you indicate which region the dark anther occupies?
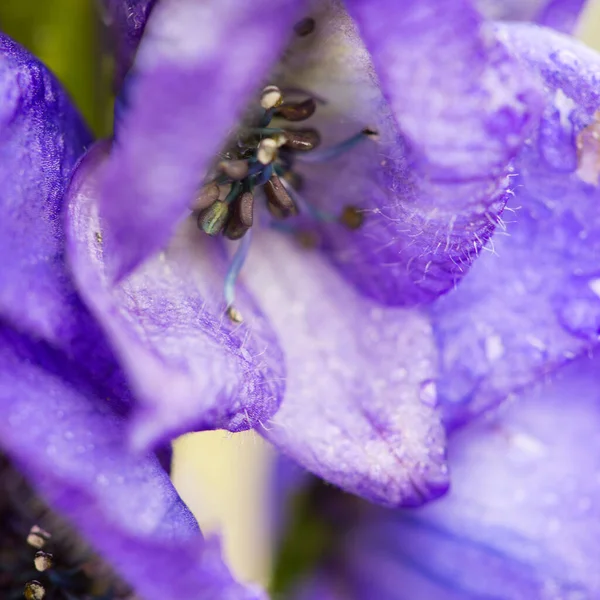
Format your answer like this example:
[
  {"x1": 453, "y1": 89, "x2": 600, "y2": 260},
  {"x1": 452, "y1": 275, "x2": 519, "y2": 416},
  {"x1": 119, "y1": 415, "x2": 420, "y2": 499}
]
[
  {"x1": 340, "y1": 205, "x2": 364, "y2": 230},
  {"x1": 276, "y1": 98, "x2": 317, "y2": 122},
  {"x1": 294, "y1": 17, "x2": 316, "y2": 37},
  {"x1": 283, "y1": 128, "x2": 321, "y2": 152},
  {"x1": 224, "y1": 192, "x2": 254, "y2": 240},
  {"x1": 219, "y1": 159, "x2": 250, "y2": 180},
  {"x1": 197, "y1": 200, "x2": 230, "y2": 235},
  {"x1": 191, "y1": 182, "x2": 220, "y2": 212},
  {"x1": 264, "y1": 175, "x2": 298, "y2": 219}
]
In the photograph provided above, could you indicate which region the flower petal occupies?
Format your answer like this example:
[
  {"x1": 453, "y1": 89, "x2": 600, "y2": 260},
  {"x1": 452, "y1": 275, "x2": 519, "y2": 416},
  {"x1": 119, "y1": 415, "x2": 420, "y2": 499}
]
[
  {"x1": 0, "y1": 33, "x2": 92, "y2": 343},
  {"x1": 473, "y1": 0, "x2": 587, "y2": 33},
  {"x1": 0, "y1": 327, "x2": 264, "y2": 600},
  {"x1": 276, "y1": 0, "x2": 531, "y2": 305},
  {"x1": 343, "y1": 0, "x2": 542, "y2": 181},
  {"x1": 431, "y1": 24, "x2": 600, "y2": 426},
  {"x1": 100, "y1": 0, "x2": 308, "y2": 280},
  {"x1": 67, "y1": 143, "x2": 285, "y2": 450},
  {"x1": 99, "y1": 0, "x2": 157, "y2": 89},
  {"x1": 247, "y1": 230, "x2": 448, "y2": 507},
  {"x1": 345, "y1": 353, "x2": 600, "y2": 598}
]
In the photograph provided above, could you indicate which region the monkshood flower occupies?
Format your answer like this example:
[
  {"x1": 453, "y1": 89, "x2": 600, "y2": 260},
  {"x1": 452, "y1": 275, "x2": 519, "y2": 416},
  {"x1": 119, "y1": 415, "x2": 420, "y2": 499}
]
[
  {"x1": 67, "y1": 0, "x2": 560, "y2": 513},
  {"x1": 85, "y1": 0, "x2": 600, "y2": 506},
  {"x1": 0, "y1": 32, "x2": 263, "y2": 600}
]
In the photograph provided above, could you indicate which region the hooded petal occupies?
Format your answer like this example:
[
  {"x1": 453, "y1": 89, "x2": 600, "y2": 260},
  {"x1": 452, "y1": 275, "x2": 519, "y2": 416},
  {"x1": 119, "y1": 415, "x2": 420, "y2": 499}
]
[
  {"x1": 99, "y1": 0, "x2": 157, "y2": 90},
  {"x1": 0, "y1": 327, "x2": 264, "y2": 600},
  {"x1": 100, "y1": 0, "x2": 308, "y2": 280},
  {"x1": 67, "y1": 143, "x2": 285, "y2": 450},
  {"x1": 473, "y1": 0, "x2": 588, "y2": 33},
  {"x1": 342, "y1": 353, "x2": 600, "y2": 598},
  {"x1": 272, "y1": 0, "x2": 534, "y2": 305},
  {"x1": 247, "y1": 230, "x2": 448, "y2": 507},
  {"x1": 431, "y1": 24, "x2": 600, "y2": 426}
]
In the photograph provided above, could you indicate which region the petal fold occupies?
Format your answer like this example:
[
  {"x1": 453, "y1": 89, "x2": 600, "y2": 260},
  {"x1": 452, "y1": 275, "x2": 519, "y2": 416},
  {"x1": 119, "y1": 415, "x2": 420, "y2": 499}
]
[
  {"x1": 432, "y1": 24, "x2": 600, "y2": 426},
  {"x1": 67, "y1": 143, "x2": 285, "y2": 450},
  {"x1": 249, "y1": 231, "x2": 448, "y2": 507},
  {"x1": 345, "y1": 353, "x2": 600, "y2": 598},
  {"x1": 0, "y1": 327, "x2": 264, "y2": 600},
  {"x1": 100, "y1": 0, "x2": 308, "y2": 280}
]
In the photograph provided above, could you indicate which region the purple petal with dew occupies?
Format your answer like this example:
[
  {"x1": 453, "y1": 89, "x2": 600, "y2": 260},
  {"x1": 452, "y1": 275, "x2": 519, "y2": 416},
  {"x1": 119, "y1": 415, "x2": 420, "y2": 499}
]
[
  {"x1": 0, "y1": 327, "x2": 265, "y2": 600},
  {"x1": 100, "y1": 0, "x2": 308, "y2": 281},
  {"x1": 248, "y1": 229, "x2": 448, "y2": 507},
  {"x1": 0, "y1": 34, "x2": 137, "y2": 404},
  {"x1": 275, "y1": 0, "x2": 530, "y2": 305},
  {"x1": 343, "y1": 353, "x2": 600, "y2": 599},
  {"x1": 431, "y1": 23, "x2": 600, "y2": 427},
  {"x1": 473, "y1": 0, "x2": 588, "y2": 34},
  {"x1": 0, "y1": 33, "x2": 91, "y2": 344},
  {"x1": 67, "y1": 143, "x2": 285, "y2": 451},
  {"x1": 98, "y1": 0, "x2": 157, "y2": 90}
]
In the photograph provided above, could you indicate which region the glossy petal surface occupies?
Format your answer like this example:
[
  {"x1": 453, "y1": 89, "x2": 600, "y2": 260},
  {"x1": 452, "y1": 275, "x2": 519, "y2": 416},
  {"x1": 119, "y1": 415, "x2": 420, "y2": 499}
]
[
  {"x1": 100, "y1": 0, "x2": 307, "y2": 279},
  {"x1": 345, "y1": 353, "x2": 600, "y2": 598},
  {"x1": 278, "y1": 0, "x2": 532, "y2": 305},
  {"x1": 67, "y1": 144, "x2": 284, "y2": 450},
  {"x1": 432, "y1": 24, "x2": 600, "y2": 425},
  {"x1": 0, "y1": 33, "x2": 92, "y2": 344},
  {"x1": 100, "y1": 0, "x2": 157, "y2": 89},
  {"x1": 474, "y1": 0, "x2": 587, "y2": 33},
  {"x1": 0, "y1": 328, "x2": 264, "y2": 600},
  {"x1": 249, "y1": 230, "x2": 448, "y2": 506}
]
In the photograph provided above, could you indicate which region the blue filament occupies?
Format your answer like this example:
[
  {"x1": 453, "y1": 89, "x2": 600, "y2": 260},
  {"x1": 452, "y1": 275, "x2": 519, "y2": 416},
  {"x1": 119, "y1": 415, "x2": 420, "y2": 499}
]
[
  {"x1": 294, "y1": 131, "x2": 370, "y2": 163},
  {"x1": 224, "y1": 228, "x2": 253, "y2": 308}
]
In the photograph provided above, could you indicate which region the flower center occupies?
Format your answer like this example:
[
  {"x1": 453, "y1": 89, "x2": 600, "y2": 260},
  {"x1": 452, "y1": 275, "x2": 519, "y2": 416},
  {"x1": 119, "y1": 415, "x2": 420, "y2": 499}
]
[{"x1": 190, "y1": 17, "x2": 378, "y2": 323}]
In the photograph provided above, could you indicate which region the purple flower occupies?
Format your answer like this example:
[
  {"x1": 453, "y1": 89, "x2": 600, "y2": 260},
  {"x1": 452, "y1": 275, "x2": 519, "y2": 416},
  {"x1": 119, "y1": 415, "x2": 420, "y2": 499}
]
[
  {"x1": 2, "y1": 0, "x2": 599, "y2": 595},
  {"x1": 66, "y1": 0, "x2": 559, "y2": 510},
  {"x1": 0, "y1": 32, "x2": 262, "y2": 600}
]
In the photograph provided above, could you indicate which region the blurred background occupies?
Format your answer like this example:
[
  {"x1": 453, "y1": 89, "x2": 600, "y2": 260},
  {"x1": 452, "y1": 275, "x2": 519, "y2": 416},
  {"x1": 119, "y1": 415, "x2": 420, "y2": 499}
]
[{"x1": 0, "y1": 0, "x2": 599, "y2": 591}]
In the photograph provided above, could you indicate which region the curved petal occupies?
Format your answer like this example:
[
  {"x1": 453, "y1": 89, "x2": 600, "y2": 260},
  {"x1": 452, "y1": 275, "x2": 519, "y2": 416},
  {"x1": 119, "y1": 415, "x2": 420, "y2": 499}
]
[
  {"x1": 343, "y1": 0, "x2": 542, "y2": 181},
  {"x1": 67, "y1": 143, "x2": 285, "y2": 450},
  {"x1": 0, "y1": 33, "x2": 92, "y2": 344},
  {"x1": 275, "y1": 0, "x2": 525, "y2": 305},
  {"x1": 0, "y1": 327, "x2": 264, "y2": 600},
  {"x1": 344, "y1": 353, "x2": 600, "y2": 598},
  {"x1": 100, "y1": 0, "x2": 308, "y2": 280},
  {"x1": 431, "y1": 24, "x2": 600, "y2": 426},
  {"x1": 473, "y1": 0, "x2": 587, "y2": 33},
  {"x1": 0, "y1": 34, "x2": 135, "y2": 407},
  {"x1": 248, "y1": 230, "x2": 448, "y2": 507},
  {"x1": 99, "y1": 0, "x2": 157, "y2": 90}
]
